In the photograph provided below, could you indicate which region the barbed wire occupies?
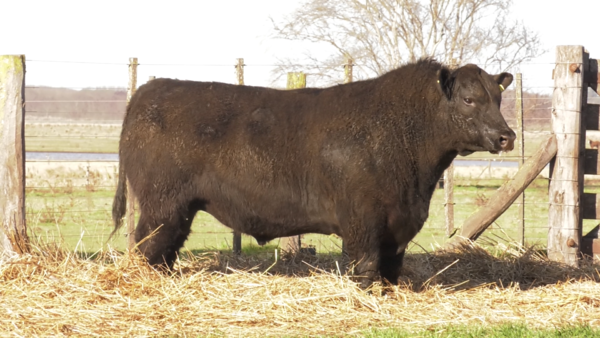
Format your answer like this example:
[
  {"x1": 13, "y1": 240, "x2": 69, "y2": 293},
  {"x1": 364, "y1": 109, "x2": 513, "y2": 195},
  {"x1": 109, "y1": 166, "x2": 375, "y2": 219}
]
[
  {"x1": 25, "y1": 136, "x2": 120, "y2": 139},
  {"x1": 26, "y1": 185, "x2": 117, "y2": 188},
  {"x1": 26, "y1": 60, "x2": 127, "y2": 65},
  {"x1": 25, "y1": 58, "x2": 559, "y2": 66},
  {"x1": 25, "y1": 199, "x2": 557, "y2": 213},
  {"x1": 26, "y1": 100, "x2": 126, "y2": 103},
  {"x1": 502, "y1": 98, "x2": 553, "y2": 100},
  {"x1": 25, "y1": 111, "x2": 124, "y2": 114},
  {"x1": 27, "y1": 86, "x2": 126, "y2": 90}
]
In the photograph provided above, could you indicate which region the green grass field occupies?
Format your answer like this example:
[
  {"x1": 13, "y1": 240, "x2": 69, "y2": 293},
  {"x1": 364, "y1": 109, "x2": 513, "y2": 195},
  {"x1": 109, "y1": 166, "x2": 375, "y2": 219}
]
[
  {"x1": 364, "y1": 323, "x2": 600, "y2": 338},
  {"x1": 25, "y1": 123, "x2": 121, "y2": 153}
]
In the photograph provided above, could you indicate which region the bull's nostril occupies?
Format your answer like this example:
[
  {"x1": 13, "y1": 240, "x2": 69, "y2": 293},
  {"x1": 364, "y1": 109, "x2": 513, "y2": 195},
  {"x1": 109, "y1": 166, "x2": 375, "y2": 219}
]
[{"x1": 498, "y1": 133, "x2": 516, "y2": 151}]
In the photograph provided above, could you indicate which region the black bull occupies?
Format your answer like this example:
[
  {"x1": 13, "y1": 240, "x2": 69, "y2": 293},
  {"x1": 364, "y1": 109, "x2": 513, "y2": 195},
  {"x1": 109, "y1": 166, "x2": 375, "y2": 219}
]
[{"x1": 112, "y1": 59, "x2": 515, "y2": 287}]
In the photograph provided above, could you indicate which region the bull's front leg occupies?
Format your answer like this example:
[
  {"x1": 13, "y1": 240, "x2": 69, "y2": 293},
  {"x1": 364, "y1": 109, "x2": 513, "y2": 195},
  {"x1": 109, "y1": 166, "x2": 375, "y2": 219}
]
[
  {"x1": 379, "y1": 213, "x2": 425, "y2": 284},
  {"x1": 341, "y1": 213, "x2": 386, "y2": 288},
  {"x1": 345, "y1": 244, "x2": 380, "y2": 288},
  {"x1": 379, "y1": 241, "x2": 407, "y2": 285}
]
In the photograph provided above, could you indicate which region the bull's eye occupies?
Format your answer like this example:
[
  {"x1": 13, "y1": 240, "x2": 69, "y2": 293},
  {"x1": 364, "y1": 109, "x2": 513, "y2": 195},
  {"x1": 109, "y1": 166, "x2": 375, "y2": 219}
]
[{"x1": 463, "y1": 98, "x2": 474, "y2": 105}]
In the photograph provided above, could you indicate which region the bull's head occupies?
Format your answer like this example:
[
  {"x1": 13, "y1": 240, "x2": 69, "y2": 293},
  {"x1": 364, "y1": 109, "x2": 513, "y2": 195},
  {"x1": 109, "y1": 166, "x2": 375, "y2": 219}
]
[{"x1": 437, "y1": 64, "x2": 516, "y2": 156}]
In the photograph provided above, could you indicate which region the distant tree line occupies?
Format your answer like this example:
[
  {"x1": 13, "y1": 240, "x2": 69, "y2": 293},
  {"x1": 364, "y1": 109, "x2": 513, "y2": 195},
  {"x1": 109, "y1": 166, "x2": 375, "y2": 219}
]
[{"x1": 25, "y1": 87, "x2": 127, "y2": 122}]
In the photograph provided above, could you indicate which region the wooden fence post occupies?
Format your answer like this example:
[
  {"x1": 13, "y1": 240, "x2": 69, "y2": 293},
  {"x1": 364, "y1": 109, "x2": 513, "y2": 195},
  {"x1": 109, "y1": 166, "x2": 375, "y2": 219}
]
[
  {"x1": 126, "y1": 57, "x2": 138, "y2": 250},
  {"x1": 344, "y1": 57, "x2": 353, "y2": 84},
  {"x1": 232, "y1": 58, "x2": 245, "y2": 255},
  {"x1": 515, "y1": 73, "x2": 525, "y2": 246},
  {"x1": 287, "y1": 72, "x2": 306, "y2": 89},
  {"x1": 444, "y1": 164, "x2": 454, "y2": 237},
  {"x1": 548, "y1": 46, "x2": 587, "y2": 266},
  {"x1": 0, "y1": 55, "x2": 29, "y2": 258},
  {"x1": 341, "y1": 57, "x2": 353, "y2": 257},
  {"x1": 444, "y1": 60, "x2": 458, "y2": 238},
  {"x1": 280, "y1": 72, "x2": 307, "y2": 253},
  {"x1": 235, "y1": 58, "x2": 244, "y2": 86}
]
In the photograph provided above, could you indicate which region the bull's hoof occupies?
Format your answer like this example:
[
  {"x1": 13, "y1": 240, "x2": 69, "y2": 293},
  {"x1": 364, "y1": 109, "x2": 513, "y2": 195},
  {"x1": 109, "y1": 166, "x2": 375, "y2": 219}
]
[
  {"x1": 299, "y1": 247, "x2": 317, "y2": 255},
  {"x1": 381, "y1": 277, "x2": 399, "y2": 286},
  {"x1": 359, "y1": 279, "x2": 374, "y2": 290},
  {"x1": 352, "y1": 270, "x2": 379, "y2": 289}
]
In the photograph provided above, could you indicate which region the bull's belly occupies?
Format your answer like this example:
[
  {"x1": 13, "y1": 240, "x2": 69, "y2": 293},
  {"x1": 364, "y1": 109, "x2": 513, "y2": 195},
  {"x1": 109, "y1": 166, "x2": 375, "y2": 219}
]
[
  {"x1": 194, "y1": 169, "x2": 341, "y2": 243},
  {"x1": 204, "y1": 200, "x2": 341, "y2": 244}
]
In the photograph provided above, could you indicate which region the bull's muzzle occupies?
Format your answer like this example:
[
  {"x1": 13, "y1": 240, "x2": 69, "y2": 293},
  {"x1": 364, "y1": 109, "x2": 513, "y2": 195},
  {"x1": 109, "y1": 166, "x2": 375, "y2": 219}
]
[{"x1": 498, "y1": 130, "x2": 516, "y2": 152}]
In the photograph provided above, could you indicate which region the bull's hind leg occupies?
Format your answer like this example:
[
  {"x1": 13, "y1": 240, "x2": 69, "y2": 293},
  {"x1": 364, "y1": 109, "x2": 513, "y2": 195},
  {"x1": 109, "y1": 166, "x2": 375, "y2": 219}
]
[{"x1": 135, "y1": 203, "x2": 198, "y2": 269}]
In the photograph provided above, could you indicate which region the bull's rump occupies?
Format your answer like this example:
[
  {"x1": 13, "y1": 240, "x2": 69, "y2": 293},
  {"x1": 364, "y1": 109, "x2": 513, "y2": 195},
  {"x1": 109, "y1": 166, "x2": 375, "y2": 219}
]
[{"x1": 121, "y1": 79, "x2": 364, "y2": 238}]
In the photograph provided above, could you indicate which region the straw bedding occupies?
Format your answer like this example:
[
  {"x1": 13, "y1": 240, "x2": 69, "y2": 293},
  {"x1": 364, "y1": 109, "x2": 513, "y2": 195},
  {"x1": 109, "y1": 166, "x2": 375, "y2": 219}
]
[{"x1": 1, "y1": 242, "x2": 599, "y2": 337}]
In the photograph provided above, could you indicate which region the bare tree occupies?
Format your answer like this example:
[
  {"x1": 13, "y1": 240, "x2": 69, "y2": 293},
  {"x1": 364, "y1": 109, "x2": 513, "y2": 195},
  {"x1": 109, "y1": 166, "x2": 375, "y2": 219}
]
[{"x1": 271, "y1": 0, "x2": 543, "y2": 85}]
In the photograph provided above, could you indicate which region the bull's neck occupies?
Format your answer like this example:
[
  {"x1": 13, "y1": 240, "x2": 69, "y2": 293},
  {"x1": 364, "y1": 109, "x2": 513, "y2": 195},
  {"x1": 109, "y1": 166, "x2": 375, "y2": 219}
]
[{"x1": 408, "y1": 116, "x2": 460, "y2": 196}]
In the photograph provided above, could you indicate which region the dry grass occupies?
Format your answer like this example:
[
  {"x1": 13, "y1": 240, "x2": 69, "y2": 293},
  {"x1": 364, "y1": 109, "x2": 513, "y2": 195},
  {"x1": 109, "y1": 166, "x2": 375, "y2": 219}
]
[{"x1": 1, "y1": 242, "x2": 599, "y2": 337}]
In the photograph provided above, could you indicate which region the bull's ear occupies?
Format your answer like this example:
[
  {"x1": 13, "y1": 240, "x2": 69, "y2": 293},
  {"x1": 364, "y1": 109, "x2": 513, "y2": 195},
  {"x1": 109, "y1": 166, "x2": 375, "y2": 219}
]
[
  {"x1": 493, "y1": 72, "x2": 513, "y2": 92},
  {"x1": 437, "y1": 68, "x2": 452, "y2": 100}
]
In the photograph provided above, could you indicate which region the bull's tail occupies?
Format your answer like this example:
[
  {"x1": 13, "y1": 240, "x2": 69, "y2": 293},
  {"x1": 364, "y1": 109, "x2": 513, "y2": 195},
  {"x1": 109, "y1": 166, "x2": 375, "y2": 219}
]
[{"x1": 110, "y1": 158, "x2": 127, "y2": 240}]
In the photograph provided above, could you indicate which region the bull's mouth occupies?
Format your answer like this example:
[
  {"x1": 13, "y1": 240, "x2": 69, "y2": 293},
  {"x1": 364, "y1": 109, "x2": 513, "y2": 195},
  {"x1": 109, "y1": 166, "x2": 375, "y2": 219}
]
[{"x1": 457, "y1": 130, "x2": 516, "y2": 157}]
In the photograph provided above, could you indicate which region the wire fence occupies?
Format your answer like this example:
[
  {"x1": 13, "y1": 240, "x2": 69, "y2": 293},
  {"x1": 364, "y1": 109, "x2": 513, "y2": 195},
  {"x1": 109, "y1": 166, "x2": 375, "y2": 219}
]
[{"x1": 22, "y1": 58, "x2": 597, "y2": 255}]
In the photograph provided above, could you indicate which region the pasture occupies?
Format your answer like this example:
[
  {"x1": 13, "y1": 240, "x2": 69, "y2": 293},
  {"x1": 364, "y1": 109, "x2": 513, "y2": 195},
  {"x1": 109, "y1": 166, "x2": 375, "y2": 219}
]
[{"x1": 5, "y1": 122, "x2": 599, "y2": 336}]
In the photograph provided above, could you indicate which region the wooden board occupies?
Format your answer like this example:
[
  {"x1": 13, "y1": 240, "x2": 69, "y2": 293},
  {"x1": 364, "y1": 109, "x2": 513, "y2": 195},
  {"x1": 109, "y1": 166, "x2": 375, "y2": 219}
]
[
  {"x1": 586, "y1": 58, "x2": 598, "y2": 95},
  {"x1": 582, "y1": 193, "x2": 600, "y2": 219},
  {"x1": 581, "y1": 238, "x2": 600, "y2": 258},
  {"x1": 584, "y1": 149, "x2": 600, "y2": 174},
  {"x1": 583, "y1": 104, "x2": 600, "y2": 131}
]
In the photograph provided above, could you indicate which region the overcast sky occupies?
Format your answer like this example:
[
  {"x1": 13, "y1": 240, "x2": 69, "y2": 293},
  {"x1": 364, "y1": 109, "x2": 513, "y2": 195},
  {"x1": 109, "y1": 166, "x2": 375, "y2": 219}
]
[{"x1": 2, "y1": 0, "x2": 599, "y2": 92}]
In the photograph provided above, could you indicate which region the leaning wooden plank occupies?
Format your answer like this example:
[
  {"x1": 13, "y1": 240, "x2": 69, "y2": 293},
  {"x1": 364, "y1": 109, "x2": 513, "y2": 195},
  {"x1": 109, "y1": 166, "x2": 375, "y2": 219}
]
[{"x1": 448, "y1": 135, "x2": 557, "y2": 246}]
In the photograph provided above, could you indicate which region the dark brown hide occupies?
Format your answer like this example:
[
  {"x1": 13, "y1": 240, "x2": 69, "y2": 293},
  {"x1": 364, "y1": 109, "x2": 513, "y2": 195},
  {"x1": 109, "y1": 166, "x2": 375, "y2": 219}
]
[{"x1": 112, "y1": 59, "x2": 515, "y2": 287}]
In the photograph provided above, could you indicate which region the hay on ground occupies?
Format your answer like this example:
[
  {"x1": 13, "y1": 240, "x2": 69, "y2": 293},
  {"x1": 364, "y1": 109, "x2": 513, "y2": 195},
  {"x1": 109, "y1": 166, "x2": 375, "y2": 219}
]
[{"x1": 1, "y1": 241, "x2": 599, "y2": 337}]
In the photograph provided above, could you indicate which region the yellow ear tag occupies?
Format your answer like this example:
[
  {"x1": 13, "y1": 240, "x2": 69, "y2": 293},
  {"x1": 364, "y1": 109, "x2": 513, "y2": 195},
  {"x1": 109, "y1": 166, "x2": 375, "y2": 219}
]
[{"x1": 499, "y1": 84, "x2": 505, "y2": 92}]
